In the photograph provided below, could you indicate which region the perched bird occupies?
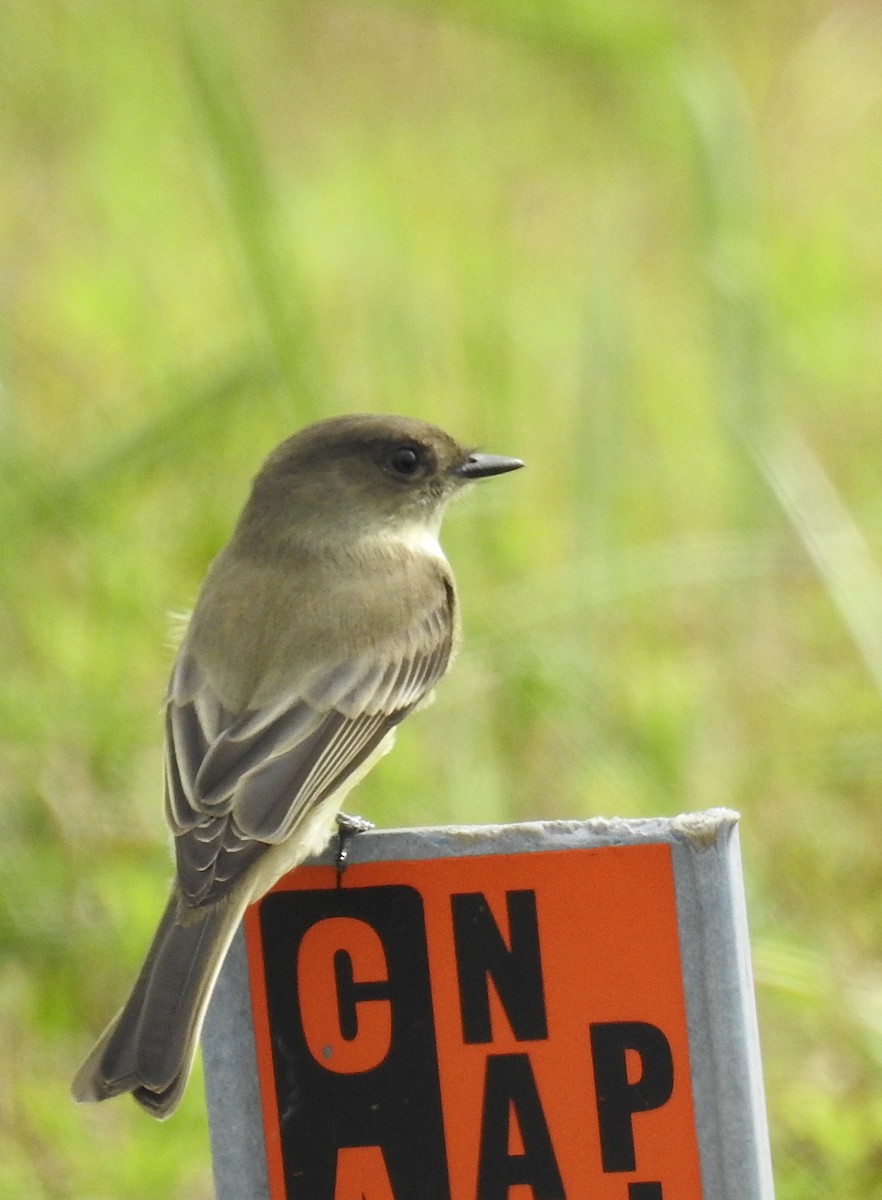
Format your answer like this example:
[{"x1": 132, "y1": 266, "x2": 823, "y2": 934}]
[{"x1": 72, "y1": 413, "x2": 522, "y2": 1118}]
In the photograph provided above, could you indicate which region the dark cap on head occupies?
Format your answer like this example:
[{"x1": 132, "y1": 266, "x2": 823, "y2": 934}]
[{"x1": 244, "y1": 414, "x2": 523, "y2": 538}]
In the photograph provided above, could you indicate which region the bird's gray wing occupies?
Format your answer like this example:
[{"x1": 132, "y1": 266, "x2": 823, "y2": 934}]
[{"x1": 164, "y1": 598, "x2": 453, "y2": 906}]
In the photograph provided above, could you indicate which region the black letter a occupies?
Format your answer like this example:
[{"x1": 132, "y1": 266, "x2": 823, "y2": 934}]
[{"x1": 476, "y1": 1054, "x2": 564, "y2": 1200}]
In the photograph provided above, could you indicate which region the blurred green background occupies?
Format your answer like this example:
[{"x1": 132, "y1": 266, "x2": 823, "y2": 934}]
[{"x1": 2, "y1": 0, "x2": 882, "y2": 1195}]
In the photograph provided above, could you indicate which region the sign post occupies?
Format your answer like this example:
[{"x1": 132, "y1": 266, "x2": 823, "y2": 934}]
[{"x1": 202, "y1": 809, "x2": 774, "y2": 1200}]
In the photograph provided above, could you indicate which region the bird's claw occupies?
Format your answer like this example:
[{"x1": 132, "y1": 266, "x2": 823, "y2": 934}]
[{"x1": 335, "y1": 812, "x2": 374, "y2": 886}]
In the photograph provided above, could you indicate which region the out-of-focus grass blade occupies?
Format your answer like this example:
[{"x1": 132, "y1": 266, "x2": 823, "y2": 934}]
[
  {"x1": 677, "y1": 47, "x2": 882, "y2": 704},
  {"x1": 748, "y1": 423, "x2": 882, "y2": 698},
  {"x1": 177, "y1": 12, "x2": 321, "y2": 419}
]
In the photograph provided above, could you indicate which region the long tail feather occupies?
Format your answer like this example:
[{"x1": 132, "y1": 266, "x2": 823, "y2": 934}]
[{"x1": 72, "y1": 886, "x2": 245, "y2": 1119}]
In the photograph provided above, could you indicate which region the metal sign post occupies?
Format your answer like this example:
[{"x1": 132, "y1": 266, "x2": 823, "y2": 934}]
[{"x1": 202, "y1": 809, "x2": 774, "y2": 1200}]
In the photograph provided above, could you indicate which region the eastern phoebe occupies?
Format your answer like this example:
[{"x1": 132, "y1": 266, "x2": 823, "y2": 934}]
[{"x1": 72, "y1": 413, "x2": 522, "y2": 1118}]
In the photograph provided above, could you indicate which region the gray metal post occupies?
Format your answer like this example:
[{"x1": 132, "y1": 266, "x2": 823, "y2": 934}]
[{"x1": 202, "y1": 809, "x2": 774, "y2": 1199}]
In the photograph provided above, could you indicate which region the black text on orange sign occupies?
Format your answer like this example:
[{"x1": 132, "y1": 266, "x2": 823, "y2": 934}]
[{"x1": 245, "y1": 846, "x2": 703, "y2": 1200}]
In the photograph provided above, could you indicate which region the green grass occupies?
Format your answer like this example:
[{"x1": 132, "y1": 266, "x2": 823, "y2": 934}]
[{"x1": 2, "y1": 1, "x2": 882, "y2": 1194}]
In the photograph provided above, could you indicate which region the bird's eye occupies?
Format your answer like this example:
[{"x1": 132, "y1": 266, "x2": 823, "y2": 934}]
[{"x1": 389, "y1": 444, "x2": 423, "y2": 477}]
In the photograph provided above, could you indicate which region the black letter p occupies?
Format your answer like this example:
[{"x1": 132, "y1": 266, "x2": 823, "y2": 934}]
[{"x1": 590, "y1": 1022, "x2": 675, "y2": 1172}]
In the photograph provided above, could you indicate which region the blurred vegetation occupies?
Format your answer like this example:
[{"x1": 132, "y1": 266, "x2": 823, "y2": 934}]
[{"x1": 2, "y1": 0, "x2": 882, "y2": 1195}]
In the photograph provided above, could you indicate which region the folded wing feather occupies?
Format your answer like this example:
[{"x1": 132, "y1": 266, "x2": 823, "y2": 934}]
[{"x1": 164, "y1": 598, "x2": 453, "y2": 906}]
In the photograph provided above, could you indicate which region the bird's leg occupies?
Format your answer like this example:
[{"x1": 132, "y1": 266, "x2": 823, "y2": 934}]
[{"x1": 335, "y1": 812, "x2": 374, "y2": 886}]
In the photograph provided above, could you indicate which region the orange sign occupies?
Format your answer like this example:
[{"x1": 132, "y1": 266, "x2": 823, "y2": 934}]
[{"x1": 245, "y1": 843, "x2": 703, "y2": 1199}]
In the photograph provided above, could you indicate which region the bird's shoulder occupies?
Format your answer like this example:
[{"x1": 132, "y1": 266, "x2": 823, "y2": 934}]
[{"x1": 178, "y1": 537, "x2": 456, "y2": 712}]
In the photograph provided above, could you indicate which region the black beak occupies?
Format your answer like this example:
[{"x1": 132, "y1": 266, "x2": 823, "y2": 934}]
[{"x1": 454, "y1": 452, "x2": 524, "y2": 480}]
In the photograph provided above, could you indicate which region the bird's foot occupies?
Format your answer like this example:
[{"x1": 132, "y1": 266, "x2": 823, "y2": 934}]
[{"x1": 335, "y1": 812, "x2": 374, "y2": 886}]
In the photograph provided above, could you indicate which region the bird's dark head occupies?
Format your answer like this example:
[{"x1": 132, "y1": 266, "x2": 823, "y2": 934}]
[{"x1": 243, "y1": 414, "x2": 523, "y2": 548}]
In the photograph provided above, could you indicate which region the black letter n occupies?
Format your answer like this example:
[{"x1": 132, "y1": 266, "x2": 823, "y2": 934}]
[{"x1": 451, "y1": 890, "x2": 547, "y2": 1044}]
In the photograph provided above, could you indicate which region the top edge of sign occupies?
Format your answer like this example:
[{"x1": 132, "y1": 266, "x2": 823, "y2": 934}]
[{"x1": 307, "y1": 807, "x2": 740, "y2": 867}]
